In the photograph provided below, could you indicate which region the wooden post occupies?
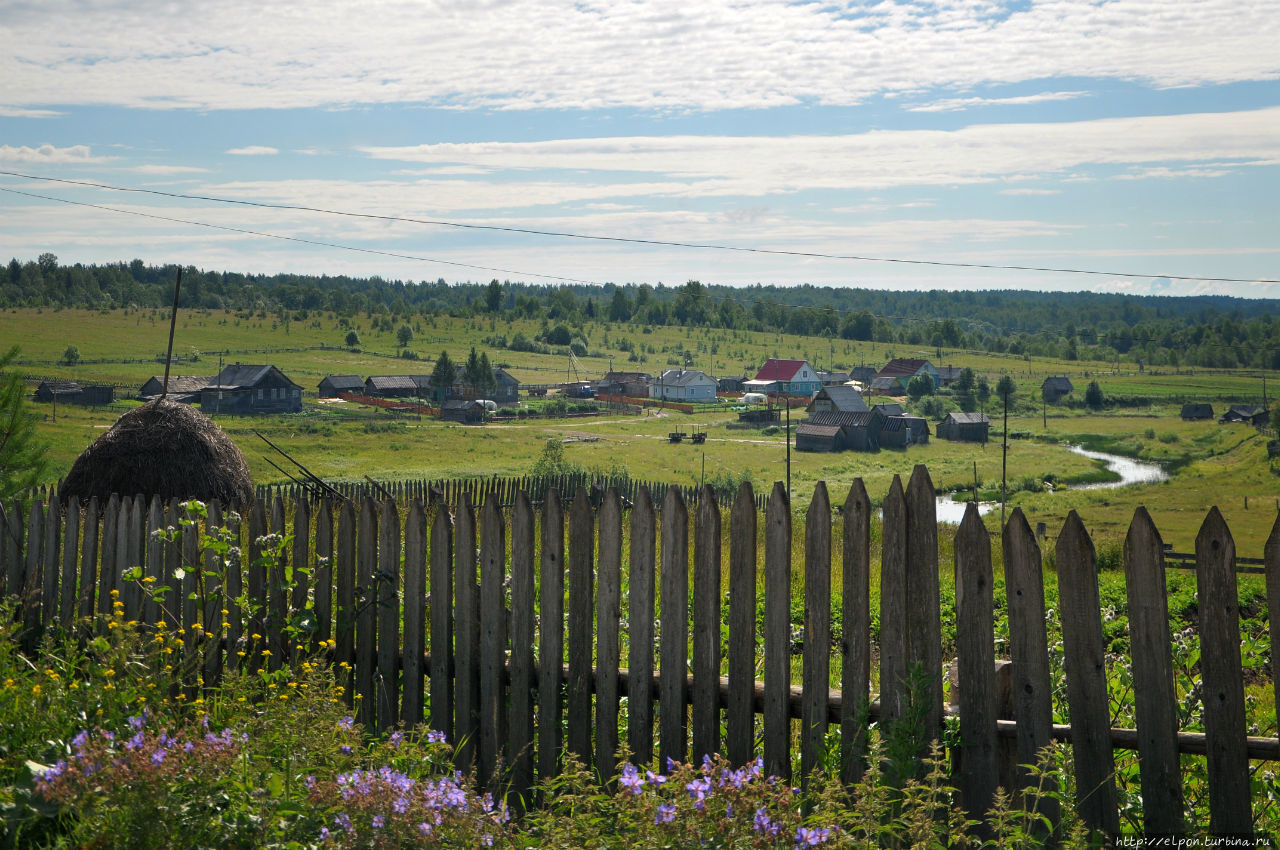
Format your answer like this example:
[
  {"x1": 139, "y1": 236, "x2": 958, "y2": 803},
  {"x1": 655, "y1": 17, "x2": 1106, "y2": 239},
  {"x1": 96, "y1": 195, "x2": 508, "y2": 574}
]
[
  {"x1": 60, "y1": 496, "x2": 79, "y2": 623},
  {"x1": 659, "y1": 485, "x2": 689, "y2": 770},
  {"x1": 763, "y1": 482, "x2": 791, "y2": 780},
  {"x1": 954, "y1": 503, "x2": 998, "y2": 821},
  {"x1": 246, "y1": 500, "x2": 267, "y2": 671},
  {"x1": 314, "y1": 498, "x2": 333, "y2": 646},
  {"x1": 22, "y1": 501, "x2": 43, "y2": 647},
  {"x1": 98, "y1": 495, "x2": 118, "y2": 620},
  {"x1": 628, "y1": 487, "x2": 657, "y2": 767},
  {"x1": 1056, "y1": 512, "x2": 1120, "y2": 837},
  {"x1": 267, "y1": 497, "x2": 287, "y2": 671},
  {"x1": 727, "y1": 482, "x2": 757, "y2": 768},
  {"x1": 78, "y1": 497, "x2": 100, "y2": 620},
  {"x1": 1124, "y1": 507, "x2": 1184, "y2": 836},
  {"x1": 144, "y1": 497, "x2": 164, "y2": 626},
  {"x1": 335, "y1": 501, "x2": 356, "y2": 702},
  {"x1": 1195, "y1": 507, "x2": 1251, "y2": 834},
  {"x1": 801, "y1": 483, "x2": 831, "y2": 783},
  {"x1": 42, "y1": 497, "x2": 61, "y2": 630},
  {"x1": 538, "y1": 490, "x2": 564, "y2": 779},
  {"x1": 596, "y1": 488, "x2": 623, "y2": 781}
]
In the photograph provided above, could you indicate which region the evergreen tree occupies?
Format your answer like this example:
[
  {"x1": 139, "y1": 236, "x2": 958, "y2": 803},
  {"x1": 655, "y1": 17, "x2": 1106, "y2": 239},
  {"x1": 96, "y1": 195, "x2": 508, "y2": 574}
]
[
  {"x1": 0, "y1": 346, "x2": 48, "y2": 500},
  {"x1": 430, "y1": 350, "x2": 455, "y2": 403}
]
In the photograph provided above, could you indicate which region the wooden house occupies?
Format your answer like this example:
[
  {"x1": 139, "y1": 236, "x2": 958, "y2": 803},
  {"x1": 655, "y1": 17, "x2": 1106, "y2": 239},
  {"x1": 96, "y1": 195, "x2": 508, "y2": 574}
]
[
  {"x1": 1041, "y1": 376, "x2": 1074, "y2": 402},
  {"x1": 200, "y1": 364, "x2": 302, "y2": 414},
  {"x1": 651, "y1": 369, "x2": 717, "y2": 402},
  {"x1": 597, "y1": 371, "x2": 652, "y2": 398},
  {"x1": 794, "y1": 422, "x2": 843, "y2": 452},
  {"x1": 1219, "y1": 405, "x2": 1269, "y2": 426},
  {"x1": 876, "y1": 358, "x2": 939, "y2": 391},
  {"x1": 139, "y1": 375, "x2": 210, "y2": 401},
  {"x1": 318, "y1": 375, "x2": 365, "y2": 398},
  {"x1": 746, "y1": 359, "x2": 822, "y2": 397},
  {"x1": 878, "y1": 415, "x2": 914, "y2": 449},
  {"x1": 901, "y1": 416, "x2": 930, "y2": 445},
  {"x1": 365, "y1": 375, "x2": 419, "y2": 398},
  {"x1": 873, "y1": 402, "x2": 904, "y2": 417},
  {"x1": 936, "y1": 411, "x2": 990, "y2": 443},
  {"x1": 807, "y1": 385, "x2": 869, "y2": 415},
  {"x1": 1180, "y1": 403, "x2": 1214, "y2": 420},
  {"x1": 441, "y1": 399, "x2": 485, "y2": 424},
  {"x1": 35, "y1": 380, "x2": 115, "y2": 406}
]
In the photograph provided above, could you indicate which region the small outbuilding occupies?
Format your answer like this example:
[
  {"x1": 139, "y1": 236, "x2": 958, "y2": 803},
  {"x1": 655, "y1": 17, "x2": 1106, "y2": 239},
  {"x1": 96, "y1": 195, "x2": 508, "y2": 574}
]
[
  {"x1": 1180, "y1": 403, "x2": 1214, "y2": 420},
  {"x1": 441, "y1": 399, "x2": 486, "y2": 424},
  {"x1": 140, "y1": 375, "x2": 210, "y2": 401},
  {"x1": 364, "y1": 375, "x2": 419, "y2": 398},
  {"x1": 200, "y1": 364, "x2": 303, "y2": 414},
  {"x1": 1219, "y1": 405, "x2": 1269, "y2": 427},
  {"x1": 1041, "y1": 376, "x2": 1074, "y2": 402},
  {"x1": 807, "y1": 385, "x2": 869, "y2": 415},
  {"x1": 318, "y1": 375, "x2": 365, "y2": 398},
  {"x1": 937, "y1": 411, "x2": 991, "y2": 443}
]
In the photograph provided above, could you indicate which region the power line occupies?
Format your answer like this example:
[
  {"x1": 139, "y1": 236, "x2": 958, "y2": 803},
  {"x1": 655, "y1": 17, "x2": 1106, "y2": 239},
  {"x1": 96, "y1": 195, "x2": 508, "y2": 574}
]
[
  {"x1": 0, "y1": 186, "x2": 600, "y2": 286},
  {"x1": 3, "y1": 169, "x2": 1277, "y2": 285}
]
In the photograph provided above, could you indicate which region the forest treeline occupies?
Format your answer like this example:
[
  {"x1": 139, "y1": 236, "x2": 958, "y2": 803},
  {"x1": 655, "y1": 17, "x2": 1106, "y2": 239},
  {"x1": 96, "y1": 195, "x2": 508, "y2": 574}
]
[{"x1": 4, "y1": 253, "x2": 1280, "y2": 370}]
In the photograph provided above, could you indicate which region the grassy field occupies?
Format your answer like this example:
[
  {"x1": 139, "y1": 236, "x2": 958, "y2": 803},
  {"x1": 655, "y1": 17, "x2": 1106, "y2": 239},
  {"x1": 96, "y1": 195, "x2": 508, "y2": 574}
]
[{"x1": 9, "y1": 307, "x2": 1279, "y2": 552}]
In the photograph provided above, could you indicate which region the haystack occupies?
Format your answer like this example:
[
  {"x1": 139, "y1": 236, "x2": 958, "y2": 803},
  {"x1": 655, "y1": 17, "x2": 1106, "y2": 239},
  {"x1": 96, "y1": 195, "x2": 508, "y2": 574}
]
[{"x1": 61, "y1": 397, "x2": 253, "y2": 506}]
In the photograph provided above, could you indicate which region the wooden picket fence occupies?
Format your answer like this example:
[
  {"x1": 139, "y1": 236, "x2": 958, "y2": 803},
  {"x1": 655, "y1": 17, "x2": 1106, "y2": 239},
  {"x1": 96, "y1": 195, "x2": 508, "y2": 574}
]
[{"x1": 3, "y1": 466, "x2": 1280, "y2": 838}]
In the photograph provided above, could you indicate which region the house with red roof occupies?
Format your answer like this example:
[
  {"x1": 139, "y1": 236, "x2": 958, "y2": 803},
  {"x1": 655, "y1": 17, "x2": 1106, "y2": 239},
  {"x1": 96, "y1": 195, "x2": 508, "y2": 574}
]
[
  {"x1": 744, "y1": 358, "x2": 822, "y2": 397},
  {"x1": 875, "y1": 358, "x2": 939, "y2": 393}
]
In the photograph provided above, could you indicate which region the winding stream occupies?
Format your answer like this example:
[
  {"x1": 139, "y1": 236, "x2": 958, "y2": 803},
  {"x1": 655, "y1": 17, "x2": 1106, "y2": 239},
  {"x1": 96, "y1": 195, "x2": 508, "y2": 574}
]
[{"x1": 934, "y1": 444, "x2": 1169, "y2": 524}]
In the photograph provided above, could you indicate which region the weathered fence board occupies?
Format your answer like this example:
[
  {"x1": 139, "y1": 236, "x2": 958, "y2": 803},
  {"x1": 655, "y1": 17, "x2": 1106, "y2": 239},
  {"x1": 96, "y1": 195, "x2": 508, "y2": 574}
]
[
  {"x1": 537, "y1": 491, "x2": 564, "y2": 780},
  {"x1": 692, "y1": 485, "x2": 721, "y2": 763},
  {"x1": 402, "y1": 501, "x2": 426, "y2": 729},
  {"x1": 377, "y1": 499, "x2": 401, "y2": 731},
  {"x1": 727, "y1": 482, "x2": 756, "y2": 769},
  {"x1": 763, "y1": 482, "x2": 790, "y2": 780},
  {"x1": 595, "y1": 488, "x2": 622, "y2": 781},
  {"x1": 508, "y1": 492, "x2": 536, "y2": 804},
  {"x1": 800, "y1": 482, "x2": 830, "y2": 782},
  {"x1": 954, "y1": 503, "x2": 997, "y2": 821},
  {"x1": 880, "y1": 476, "x2": 907, "y2": 730},
  {"x1": 453, "y1": 495, "x2": 479, "y2": 772},
  {"x1": 627, "y1": 487, "x2": 656, "y2": 767},
  {"x1": 659, "y1": 486, "x2": 689, "y2": 770},
  {"x1": 567, "y1": 488, "x2": 595, "y2": 768},
  {"x1": 840, "y1": 480, "x2": 871, "y2": 784},
  {"x1": 479, "y1": 496, "x2": 505, "y2": 789}
]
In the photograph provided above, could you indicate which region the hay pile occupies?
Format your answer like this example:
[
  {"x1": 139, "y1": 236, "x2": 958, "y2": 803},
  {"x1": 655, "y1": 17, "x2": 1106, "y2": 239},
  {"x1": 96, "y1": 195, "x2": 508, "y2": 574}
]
[{"x1": 62, "y1": 398, "x2": 253, "y2": 506}]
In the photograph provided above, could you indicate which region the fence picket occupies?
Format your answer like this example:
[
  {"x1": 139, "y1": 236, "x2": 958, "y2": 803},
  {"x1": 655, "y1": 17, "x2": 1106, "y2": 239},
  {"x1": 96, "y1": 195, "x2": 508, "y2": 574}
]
[
  {"x1": 22, "y1": 502, "x2": 43, "y2": 645},
  {"x1": 315, "y1": 499, "x2": 333, "y2": 647},
  {"x1": 568, "y1": 487, "x2": 595, "y2": 768},
  {"x1": 659, "y1": 485, "x2": 689, "y2": 770},
  {"x1": 538, "y1": 490, "x2": 565, "y2": 780},
  {"x1": 203, "y1": 501, "x2": 224, "y2": 687},
  {"x1": 335, "y1": 501, "x2": 356, "y2": 701},
  {"x1": 164, "y1": 498, "x2": 181, "y2": 629},
  {"x1": 727, "y1": 482, "x2": 756, "y2": 769},
  {"x1": 596, "y1": 488, "x2": 623, "y2": 781},
  {"x1": 1124, "y1": 507, "x2": 1184, "y2": 835},
  {"x1": 430, "y1": 501, "x2": 454, "y2": 744},
  {"x1": 1268, "y1": 512, "x2": 1280, "y2": 794},
  {"x1": 2, "y1": 500, "x2": 21, "y2": 599},
  {"x1": 377, "y1": 499, "x2": 401, "y2": 732},
  {"x1": 1195, "y1": 508, "x2": 1251, "y2": 834},
  {"x1": 1056, "y1": 511, "x2": 1120, "y2": 836},
  {"x1": 142, "y1": 497, "x2": 164, "y2": 626},
  {"x1": 801, "y1": 482, "x2": 830, "y2": 782},
  {"x1": 60, "y1": 496, "x2": 79, "y2": 623},
  {"x1": 1002, "y1": 508, "x2": 1057, "y2": 826},
  {"x1": 880, "y1": 476, "x2": 908, "y2": 729},
  {"x1": 356, "y1": 498, "x2": 378, "y2": 728},
  {"x1": 627, "y1": 487, "x2": 656, "y2": 767},
  {"x1": 840, "y1": 479, "x2": 871, "y2": 784},
  {"x1": 508, "y1": 492, "x2": 536, "y2": 804},
  {"x1": 454, "y1": 494, "x2": 479, "y2": 772},
  {"x1": 78, "y1": 497, "x2": 99, "y2": 620},
  {"x1": 292, "y1": 498, "x2": 311, "y2": 624},
  {"x1": 763, "y1": 482, "x2": 791, "y2": 780},
  {"x1": 268, "y1": 497, "x2": 287, "y2": 670},
  {"x1": 479, "y1": 495, "x2": 506, "y2": 789},
  {"x1": 42, "y1": 496, "x2": 61, "y2": 630},
  {"x1": 247, "y1": 500, "x2": 267, "y2": 671},
  {"x1": 98, "y1": 495, "x2": 117, "y2": 619},
  {"x1": 402, "y1": 500, "x2": 426, "y2": 729},
  {"x1": 692, "y1": 485, "x2": 722, "y2": 763},
  {"x1": 954, "y1": 504, "x2": 998, "y2": 821},
  {"x1": 906, "y1": 466, "x2": 942, "y2": 747}
]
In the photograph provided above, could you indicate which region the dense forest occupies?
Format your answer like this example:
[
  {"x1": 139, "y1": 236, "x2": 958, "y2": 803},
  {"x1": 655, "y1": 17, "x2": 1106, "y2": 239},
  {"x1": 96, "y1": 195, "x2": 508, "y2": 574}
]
[{"x1": 4, "y1": 254, "x2": 1280, "y2": 370}]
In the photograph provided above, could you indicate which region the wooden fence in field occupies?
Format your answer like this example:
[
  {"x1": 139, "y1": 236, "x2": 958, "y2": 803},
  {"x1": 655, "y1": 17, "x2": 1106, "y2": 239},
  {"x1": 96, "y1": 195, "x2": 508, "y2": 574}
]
[{"x1": 3, "y1": 467, "x2": 1279, "y2": 838}]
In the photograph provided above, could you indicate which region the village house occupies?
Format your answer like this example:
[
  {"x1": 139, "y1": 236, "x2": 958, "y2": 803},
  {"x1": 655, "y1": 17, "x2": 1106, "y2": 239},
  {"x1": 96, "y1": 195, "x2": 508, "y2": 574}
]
[
  {"x1": 1180, "y1": 402, "x2": 1214, "y2": 420},
  {"x1": 1041, "y1": 376, "x2": 1074, "y2": 402},
  {"x1": 936, "y1": 411, "x2": 991, "y2": 443},
  {"x1": 868, "y1": 376, "x2": 905, "y2": 395},
  {"x1": 745, "y1": 359, "x2": 822, "y2": 397},
  {"x1": 200, "y1": 364, "x2": 302, "y2": 414},
  {"x1": 35, "y1": 380, "x2": 115, "y2": 406},
  {"x1": 139, "y1": 375, "x2": 210, "y2": 402},
  {"x1": 596, "y1": 370, "x2": 652, "y2": 398},
  {"x1": 807, "y1": 384, "x2": 869, "y2": 415},
  {"x1": 873, "y1": 402, "x2": 904, "y2": 417},
  {"x1": 717, "y1": 375, "x2": 746, "y2": 394},
  {"x1": 364, "y1": 375, "x2": 419, "y2": 398},
  {"x1": 317, "y1": 374, "x2": 365, "y2": 398},
  {"x1": 440, "y1": 398, "x2": 486, "y2": 424},
  {"x1": 1219, "y1": 404, "x2": 1270, "y2": 427},
  {"x1": 936, "y1": 365, "x2": 965, "y2": 387},
  {"x1": 878, "y1": 415, "x2": 914, "y2": 449},
  {"x1": 796, "y1": 408, "x2": 888, "y2": 452},
  {"x1": 876, "y1": 358, "x2": 940, "y2": 391},
  {"x1": 816, "y1": 370, "x2": 851, "y2": 386},
  {"x1": 651, "y1": 369, "x2": 717, "y2": 402}
]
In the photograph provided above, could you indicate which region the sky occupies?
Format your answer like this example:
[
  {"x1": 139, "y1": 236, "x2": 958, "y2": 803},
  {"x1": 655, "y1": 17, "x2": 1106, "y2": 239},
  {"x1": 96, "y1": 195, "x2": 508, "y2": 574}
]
[{"x1": 1, "y1": 0, "x2": 1278, "y2": 298}]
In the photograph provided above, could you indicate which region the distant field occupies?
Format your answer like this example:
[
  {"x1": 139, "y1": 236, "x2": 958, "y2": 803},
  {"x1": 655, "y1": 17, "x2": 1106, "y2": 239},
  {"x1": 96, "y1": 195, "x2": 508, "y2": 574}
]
[{"x1": 9, "y1": 307, "x2": 1279, "y2": 552}]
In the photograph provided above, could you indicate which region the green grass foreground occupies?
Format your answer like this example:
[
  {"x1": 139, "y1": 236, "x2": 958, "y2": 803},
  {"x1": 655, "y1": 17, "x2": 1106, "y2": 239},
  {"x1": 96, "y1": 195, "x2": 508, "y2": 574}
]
[{"x1": 1, "y1": 600, "x2": 1097, "y2": 849}]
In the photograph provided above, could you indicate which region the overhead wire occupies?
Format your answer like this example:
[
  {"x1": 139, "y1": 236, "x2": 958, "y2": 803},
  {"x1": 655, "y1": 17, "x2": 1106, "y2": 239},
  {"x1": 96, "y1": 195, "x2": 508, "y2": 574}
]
[{"x1": 2, "y1": 169, "x2": 1278, "y2": 285}]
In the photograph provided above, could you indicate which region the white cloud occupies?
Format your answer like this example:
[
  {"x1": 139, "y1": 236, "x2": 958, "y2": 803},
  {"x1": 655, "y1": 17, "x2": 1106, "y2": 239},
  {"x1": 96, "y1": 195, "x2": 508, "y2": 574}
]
[
  {"x1": 1001, "y1": 188, "x2": 1061, "y2": 195},
  {"x1": 226, "y1": 146, "x2": 279, "y2": 156},
  {"x1": 0, "y1": 106, "x2": 61, "y2": 118},
  {"x1": 908, "y1": 91, "x2": 1089, "y2": 113},
  {"x1": 130, "y1": 164, "x2": 210, "y2": 175},
  {"x1": 0, "y1": 143, "x2": 112, "y2": 164},
  {"x1": 359, "y1": 106, "x2": 1280, "y2": 195},
  {"x1": 2, "y1": 1, "x2": 1277, "y2": 112}
]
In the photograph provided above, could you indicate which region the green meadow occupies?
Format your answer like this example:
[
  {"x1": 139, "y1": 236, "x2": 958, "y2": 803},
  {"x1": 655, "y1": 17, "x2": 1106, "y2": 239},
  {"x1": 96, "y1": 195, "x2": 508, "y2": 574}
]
[{"x1": 7, "y1": 306, "x2": 1279, "y2": 553}]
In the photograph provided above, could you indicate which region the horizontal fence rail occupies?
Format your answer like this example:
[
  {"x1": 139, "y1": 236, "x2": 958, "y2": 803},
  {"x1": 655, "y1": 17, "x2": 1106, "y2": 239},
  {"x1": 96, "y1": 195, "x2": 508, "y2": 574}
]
[{"x1": 2, "y1": 469, "x2": 1279, "y2": 839}]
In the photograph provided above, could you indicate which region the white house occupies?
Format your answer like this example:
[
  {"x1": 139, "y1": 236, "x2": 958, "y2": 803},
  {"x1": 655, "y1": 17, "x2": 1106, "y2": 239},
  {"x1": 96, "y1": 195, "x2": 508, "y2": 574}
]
[{"x1": 650, "y1": 369, "x2": 718, "y2": 402}]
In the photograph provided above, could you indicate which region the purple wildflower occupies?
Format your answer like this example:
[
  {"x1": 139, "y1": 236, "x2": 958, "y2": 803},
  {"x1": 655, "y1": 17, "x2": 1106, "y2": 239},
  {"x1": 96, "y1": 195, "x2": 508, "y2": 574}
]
[
  {"x1": 371, "y1": 814, "x2": 384, "y2": 829},
  {"x1": 426, "y1": 730, "x2": 447, "y2": 743},
  {"x1": 339, "y1": 744, "x2": 352, "y2": 755},
  {"x1": 419, "y1": 822, "x2": 432, "y2": 836},
  {"x1": 71, "y1": 730, "x2": 89, "y2": 751},
  {"x1": 318, "y1": 826, "x2": 330, "y2": 842},
  {"x1": 126, "y1": 731, "x2": 145, "y2": 751},
  {"x1": 795, "y1": 826, "x2": 833, "y2": 846},
  {"x1": 150, "y1": 748, "x2": 166, "y2": 765},
  {"x1": 619, "y1": 763, "x2": 646, "y2": 795},
  {"x1": 655, "y1": 803, "x2": 677, "y2": 824},
  {"x1": 338, "y1": 716, "x2": 354, "y2": 731},
  {"x1": 389, "y1": 731, "x2": 403, "y2": 748}
]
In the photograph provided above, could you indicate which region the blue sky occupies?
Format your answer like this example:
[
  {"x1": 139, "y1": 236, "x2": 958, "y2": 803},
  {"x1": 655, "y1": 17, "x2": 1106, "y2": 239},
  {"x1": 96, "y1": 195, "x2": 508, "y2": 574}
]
[{"x1": 1, "y1": 0, "x2": 1278, "y2": 297}]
